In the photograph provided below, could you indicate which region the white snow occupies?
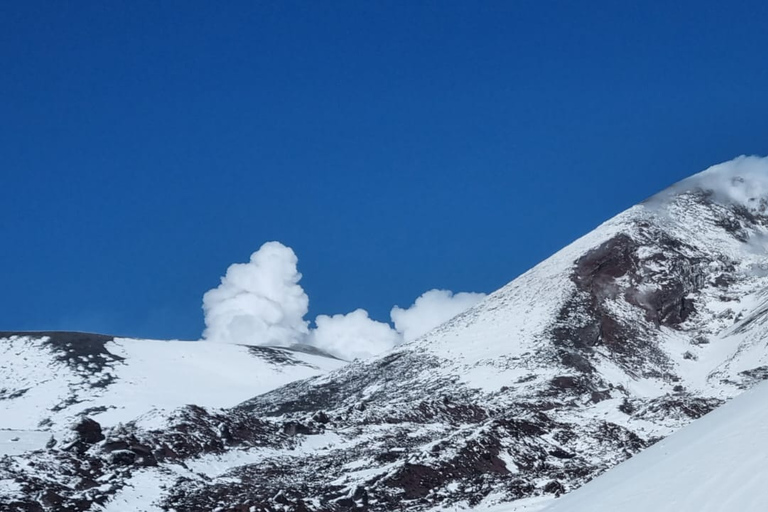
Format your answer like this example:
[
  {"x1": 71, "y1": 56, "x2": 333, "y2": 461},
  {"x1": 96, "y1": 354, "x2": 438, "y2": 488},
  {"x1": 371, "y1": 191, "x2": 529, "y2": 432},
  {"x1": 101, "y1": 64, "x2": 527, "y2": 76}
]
[
  {"x1": 403, "y1": 207, "x2": 634, "y2": 392},
  {"x1": 94, "y1": 338, "x2": 344, "y2": 427},
  {"x1": 0, "y1": 429, "x2": 50, "y2": 456},
  {"x1": 99, "y1": 468, "x2": 173, "y2": 512},
  {"x1": 539, "y1": 379, "x2": 768, "y2": 512},
  {"x1": 654, "y1": 155, "x2": 768, "y2": 213},
  {"x1": 0, "y1": 335, "x2": 345, "y2": 432},
  {"x1": 0, "y1": 477, "x2": 23, "y2": 500}
]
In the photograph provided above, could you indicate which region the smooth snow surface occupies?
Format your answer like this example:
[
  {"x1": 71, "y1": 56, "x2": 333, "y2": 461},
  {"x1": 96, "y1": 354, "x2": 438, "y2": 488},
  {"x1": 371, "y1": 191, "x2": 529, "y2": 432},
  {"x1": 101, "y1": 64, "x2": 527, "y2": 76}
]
[
  {"x1": 540, "y1": 380, "x2": 768, "y2": 512},
  {"x1": 0, "y1": 430, "x2": 49, "y2": 456},
  {"x1": 96, "y1": 338, "x2": 344, "y2": 427}
]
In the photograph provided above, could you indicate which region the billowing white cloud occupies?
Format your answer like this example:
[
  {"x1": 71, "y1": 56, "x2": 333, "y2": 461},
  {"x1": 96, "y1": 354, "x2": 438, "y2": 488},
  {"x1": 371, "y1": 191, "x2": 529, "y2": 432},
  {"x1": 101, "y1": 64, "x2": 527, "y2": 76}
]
[
  {"x1": 391, "y1": 289, "x2": 486, "y2": 342},
  {"x1": 202, "y1": 241, "x2": 309, "y2": 347},
  {"x1": 202, "y1": 243, "x2": 486, "y2": 361},
  {"x1": 310, "y1": 309, "x2": 402, "y2": 361}
]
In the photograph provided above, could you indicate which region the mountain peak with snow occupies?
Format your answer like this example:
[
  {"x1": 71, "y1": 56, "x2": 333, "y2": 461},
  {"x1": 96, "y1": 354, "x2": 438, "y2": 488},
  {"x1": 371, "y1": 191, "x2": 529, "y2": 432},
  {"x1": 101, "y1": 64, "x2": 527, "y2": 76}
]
[
  {"x1": 650, "y1": 154, "x2": 768, "y2": 212},
  {"x1": 3, "y1": 156, "x2": 768, "y2": 511}
]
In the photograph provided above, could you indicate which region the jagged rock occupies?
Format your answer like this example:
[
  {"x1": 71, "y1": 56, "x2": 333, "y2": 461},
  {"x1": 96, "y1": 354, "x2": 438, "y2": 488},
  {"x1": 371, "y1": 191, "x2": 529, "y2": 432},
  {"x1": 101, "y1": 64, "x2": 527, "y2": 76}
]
[
  {"x1": 108, "y1": 449, "x2": 136, "y2": 466},
  {"x1": 312, "y1": 410, "x2": 330, "y2": 424},
  {"x1": 282, "y1": 421, "x2": 313, "y2": 436},
  {"x1": 543, "y1": 479, "x2": 565, "y2": 496},
  {"x1": 72, "y1": 417, "x2": 105, "y2": 445}
]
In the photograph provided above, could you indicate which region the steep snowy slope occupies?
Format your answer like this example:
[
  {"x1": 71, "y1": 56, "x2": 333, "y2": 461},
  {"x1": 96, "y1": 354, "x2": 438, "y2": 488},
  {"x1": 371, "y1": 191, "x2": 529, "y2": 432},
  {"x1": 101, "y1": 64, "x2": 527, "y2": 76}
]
[
  {"x1": 0, "y1": 331, "x2": 345, "y2": 433},
  {"x1": 540, "y1": 378, "x2": 768, "y2": 512},
  {"x1": 2, "y1": 156, "x2": 768, "y2": 512}
]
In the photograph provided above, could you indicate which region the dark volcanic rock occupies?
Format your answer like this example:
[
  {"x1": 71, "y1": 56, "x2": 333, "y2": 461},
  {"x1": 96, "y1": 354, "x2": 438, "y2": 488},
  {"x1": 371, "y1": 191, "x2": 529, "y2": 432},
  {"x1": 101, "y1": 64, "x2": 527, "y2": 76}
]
[
  {"x1": 108, "y1": 449, "x2": 137, "y2": 466},
  {"x1": 72, "y1": 417, "x2": 105, "y2": 445},
  {"x1": 551, "y1": 223, "x2": 714, "y2": 380}
]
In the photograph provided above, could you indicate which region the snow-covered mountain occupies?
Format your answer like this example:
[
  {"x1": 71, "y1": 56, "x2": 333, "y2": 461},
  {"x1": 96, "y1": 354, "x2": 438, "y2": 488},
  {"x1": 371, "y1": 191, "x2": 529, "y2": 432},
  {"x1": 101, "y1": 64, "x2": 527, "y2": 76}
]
[
  {"x1": 2, "y1": 156, "x2": 768, "y2": 511},
  {"x1": 0, "y1": 331, "x2": 344, "y2": 433}
]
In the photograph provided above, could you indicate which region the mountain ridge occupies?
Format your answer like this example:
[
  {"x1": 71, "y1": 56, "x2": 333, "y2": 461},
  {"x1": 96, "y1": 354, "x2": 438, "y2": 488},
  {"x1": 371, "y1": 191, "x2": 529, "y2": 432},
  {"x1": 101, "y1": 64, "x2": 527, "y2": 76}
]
[{"x1": 3, "y1": 156, "x2": 768, "y2": 511}]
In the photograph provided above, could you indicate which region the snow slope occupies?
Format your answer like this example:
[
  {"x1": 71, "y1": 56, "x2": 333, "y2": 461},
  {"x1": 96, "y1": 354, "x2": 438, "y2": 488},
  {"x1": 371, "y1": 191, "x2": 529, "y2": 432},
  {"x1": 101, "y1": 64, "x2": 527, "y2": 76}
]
[
  {"x1": 541, "y1": 379, "x2": 768, "y2": 512},
  {"x1": 404, "y1": 168, "x2": 768, "y2": 400},
  {"x1": 0, "y1": 332, "x2": 345, "y2": 433},
  {"x1": 0, "y1": 430, "x2": 50, "y2": 456}
]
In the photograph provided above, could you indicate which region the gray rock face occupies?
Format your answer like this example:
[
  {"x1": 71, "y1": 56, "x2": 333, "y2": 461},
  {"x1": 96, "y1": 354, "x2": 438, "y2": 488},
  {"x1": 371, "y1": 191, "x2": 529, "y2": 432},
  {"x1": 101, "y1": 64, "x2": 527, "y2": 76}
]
[{"x1": 4, "y1": 174, "x2": 768, "y2": 511}]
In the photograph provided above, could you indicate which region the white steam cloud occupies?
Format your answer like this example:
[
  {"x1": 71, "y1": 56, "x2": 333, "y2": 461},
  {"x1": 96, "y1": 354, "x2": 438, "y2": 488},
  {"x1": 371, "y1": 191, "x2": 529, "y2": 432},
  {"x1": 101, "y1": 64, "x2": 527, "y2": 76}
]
[
  {"x1": 202, "y1": 242, "x2": 486, "y2": 360},
  {"x1": 391, "y1": 289, "x2": 487, "y2": 342},
  {"x1": 310, "y1": 309, "x2": 402, "y2": 361},
  {"x1": 202, "y1": 242, "x2": 309, "y2": 347}
]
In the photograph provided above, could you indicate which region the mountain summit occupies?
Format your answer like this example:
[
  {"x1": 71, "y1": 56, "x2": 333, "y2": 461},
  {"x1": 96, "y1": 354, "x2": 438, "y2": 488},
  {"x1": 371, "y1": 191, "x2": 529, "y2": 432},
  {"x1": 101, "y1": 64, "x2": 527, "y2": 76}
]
[{"x1": 3, "y1": 156, "x2": 768, "y2": 511}]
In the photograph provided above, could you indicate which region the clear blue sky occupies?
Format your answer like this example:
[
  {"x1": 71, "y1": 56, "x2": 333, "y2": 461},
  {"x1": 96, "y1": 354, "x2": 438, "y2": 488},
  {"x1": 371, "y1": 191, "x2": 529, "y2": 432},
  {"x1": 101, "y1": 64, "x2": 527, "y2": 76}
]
[{"x1": 2, "y1": 1, "x2": 767, "y2": 340}]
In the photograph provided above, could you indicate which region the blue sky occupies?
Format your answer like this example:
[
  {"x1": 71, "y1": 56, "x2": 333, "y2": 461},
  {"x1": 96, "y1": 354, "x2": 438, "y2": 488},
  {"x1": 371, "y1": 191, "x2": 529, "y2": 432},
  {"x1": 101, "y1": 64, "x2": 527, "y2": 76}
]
[{"x1": 2, "y1": 1, "x2": 767, "y2": 340}]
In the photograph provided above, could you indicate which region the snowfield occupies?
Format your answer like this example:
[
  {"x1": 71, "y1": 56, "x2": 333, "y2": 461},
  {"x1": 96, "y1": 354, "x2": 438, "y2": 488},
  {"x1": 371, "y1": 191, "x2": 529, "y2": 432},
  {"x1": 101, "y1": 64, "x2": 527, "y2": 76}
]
[
  {"x1": 0, "y1": 430, "x2": 50, "y2": 456},
  {"x1": 0, "y1": 333, "x2": 345, "y2": 433}
]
